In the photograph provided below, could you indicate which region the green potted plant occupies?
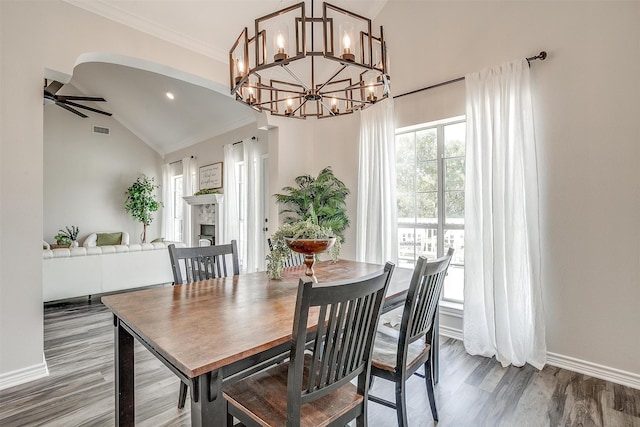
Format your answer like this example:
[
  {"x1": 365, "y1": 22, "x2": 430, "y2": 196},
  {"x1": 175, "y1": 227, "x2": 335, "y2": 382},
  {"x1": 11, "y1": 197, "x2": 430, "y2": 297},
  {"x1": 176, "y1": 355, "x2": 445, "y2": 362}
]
[
  {"x1": 274, "y1": 166, "x2": 350, "y2": 241},
  {"x1": 124, "y1": 174, "x2": 163, "y2": 243},
  {"x1": 54, "y1": 225, "x2": 79, "y2": 247}
]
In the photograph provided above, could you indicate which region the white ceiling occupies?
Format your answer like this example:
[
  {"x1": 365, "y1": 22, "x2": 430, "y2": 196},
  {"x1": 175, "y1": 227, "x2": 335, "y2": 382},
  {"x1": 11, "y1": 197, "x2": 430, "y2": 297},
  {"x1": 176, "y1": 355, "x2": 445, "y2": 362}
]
[{"x1": 58, "y1": 0, "x2": 389, "y2": 156}]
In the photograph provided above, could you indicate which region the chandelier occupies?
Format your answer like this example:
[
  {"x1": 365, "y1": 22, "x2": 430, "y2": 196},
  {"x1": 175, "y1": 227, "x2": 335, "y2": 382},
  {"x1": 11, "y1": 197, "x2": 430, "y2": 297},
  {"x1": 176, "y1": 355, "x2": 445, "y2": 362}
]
[{"x1": 229, "y1": 1, "x2": 390, "y2": 119}]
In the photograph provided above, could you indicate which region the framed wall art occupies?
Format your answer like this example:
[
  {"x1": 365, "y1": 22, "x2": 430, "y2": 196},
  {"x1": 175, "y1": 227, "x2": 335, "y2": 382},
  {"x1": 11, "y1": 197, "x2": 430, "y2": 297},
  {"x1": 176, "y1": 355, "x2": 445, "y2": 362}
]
[{"x1": 199, "y1": 162, "x2": 223, "y2": 190}]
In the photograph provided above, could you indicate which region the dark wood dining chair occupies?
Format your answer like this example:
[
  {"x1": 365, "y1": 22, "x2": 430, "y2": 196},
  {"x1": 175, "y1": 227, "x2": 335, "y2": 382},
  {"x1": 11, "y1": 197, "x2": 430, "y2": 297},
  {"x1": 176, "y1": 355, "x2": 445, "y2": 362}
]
[
  {"x1": 224, "y1": 262, "x2": 395, "y2": 427},
  {"x1": 368, "y1": 248, "x2": 454, "y2": 426},
  {"x1": 267, "y1": 237, "x2": 305, "y2": 267},
  {"x1": 168, "y1": 240, "x2": 239, "y2": 285},
  {"x1": 167, "y1": 240, "x2": 240, "y2": 409}
]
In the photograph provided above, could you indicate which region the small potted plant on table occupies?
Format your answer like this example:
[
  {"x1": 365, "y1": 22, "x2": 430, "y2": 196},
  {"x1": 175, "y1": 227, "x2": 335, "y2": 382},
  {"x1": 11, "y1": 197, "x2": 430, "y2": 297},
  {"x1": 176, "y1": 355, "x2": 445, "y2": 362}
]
[{"x1": 267, "y1": 218, "x2": 341, "y2": 280}]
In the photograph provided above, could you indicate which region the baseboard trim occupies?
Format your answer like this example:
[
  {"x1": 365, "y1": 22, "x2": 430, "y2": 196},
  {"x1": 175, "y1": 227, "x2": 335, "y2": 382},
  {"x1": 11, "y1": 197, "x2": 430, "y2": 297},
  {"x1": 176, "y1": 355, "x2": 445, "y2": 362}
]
[
  {"x1": 438, "y1": 327, "x2": 640, "y2": 390},
  {"x1": 439, "y1": 324, "x2": 464, "y2": 341},
  {"x1": 547, "y1": 352, "x2": 640, "y2": 390},
  {"x1": 0, "y1": 357, "x2": 49, "y2": 391}
]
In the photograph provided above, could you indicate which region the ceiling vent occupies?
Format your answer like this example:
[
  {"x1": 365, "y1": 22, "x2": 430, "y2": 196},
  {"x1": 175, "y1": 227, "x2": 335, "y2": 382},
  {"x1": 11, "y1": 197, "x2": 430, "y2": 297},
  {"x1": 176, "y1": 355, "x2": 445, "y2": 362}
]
[{"x1": 92, "y1": 125, "x2": 110, "y2": 135}]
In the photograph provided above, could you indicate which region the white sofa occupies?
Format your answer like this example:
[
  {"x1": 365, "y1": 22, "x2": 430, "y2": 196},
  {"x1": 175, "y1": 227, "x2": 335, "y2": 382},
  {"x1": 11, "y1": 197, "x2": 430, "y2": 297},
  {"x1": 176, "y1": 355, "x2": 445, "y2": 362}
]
[{"x1": 42, "y1": 241, "x2": 185, "y2": 302}]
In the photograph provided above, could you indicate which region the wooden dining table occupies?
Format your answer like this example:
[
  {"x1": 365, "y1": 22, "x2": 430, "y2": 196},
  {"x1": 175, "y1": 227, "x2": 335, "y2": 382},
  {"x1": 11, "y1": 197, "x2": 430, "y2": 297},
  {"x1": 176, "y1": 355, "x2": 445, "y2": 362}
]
[{"x1": 102, "y1": 259, "x2": 419, "y2": 426}]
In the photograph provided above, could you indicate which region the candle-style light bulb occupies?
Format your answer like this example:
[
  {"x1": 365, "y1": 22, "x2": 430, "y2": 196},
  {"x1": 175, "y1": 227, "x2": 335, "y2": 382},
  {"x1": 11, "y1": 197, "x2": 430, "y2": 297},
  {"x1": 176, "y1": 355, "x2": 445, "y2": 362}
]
[
  {"x1": 274, "y1": 31, "x2": 288, "y2": 62},
  {"x1": 285, "y1": 98, "x2": 293, "y2": 114},
  {"x1": 248, "y1": 87, "x2": 256, "y2": 104},
  {"x1": 235, "y1": 58, "x2": 245, "y2": 85},
  {"x1": 341, "y1": 31, "x2": 355, "y2": 61},
  {"x1": 367, "y1": 84, "x2": 377, "y2": 102},
  {"x1": 330, "y1": 96, "x2": 338, "y2": 114}
]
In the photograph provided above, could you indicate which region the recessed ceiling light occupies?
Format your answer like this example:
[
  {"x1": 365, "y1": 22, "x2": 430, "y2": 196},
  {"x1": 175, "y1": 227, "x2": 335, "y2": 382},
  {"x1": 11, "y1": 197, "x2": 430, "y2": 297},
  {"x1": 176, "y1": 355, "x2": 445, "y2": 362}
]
[{"x1": 166, "y1": 92, "x2": 175, "y2": 100}]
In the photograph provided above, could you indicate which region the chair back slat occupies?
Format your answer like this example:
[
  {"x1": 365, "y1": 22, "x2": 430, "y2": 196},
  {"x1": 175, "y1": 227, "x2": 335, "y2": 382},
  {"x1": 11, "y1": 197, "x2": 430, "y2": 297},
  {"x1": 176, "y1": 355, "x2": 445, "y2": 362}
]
[
  {"x1": 168, "y1": 241, "x2": 240, "y2": 284},
  {"x1": 397, "y1": 248, "x2": 454, "y2": 368},
  {"x1": 289, "y1": 263, "x2": 395, "y2": 409}
]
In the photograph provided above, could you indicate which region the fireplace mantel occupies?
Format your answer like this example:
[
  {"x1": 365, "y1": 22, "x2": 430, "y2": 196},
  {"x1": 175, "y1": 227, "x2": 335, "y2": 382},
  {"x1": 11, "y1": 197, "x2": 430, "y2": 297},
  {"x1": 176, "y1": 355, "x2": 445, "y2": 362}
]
[
  {"x1": 183, "y1": 194, "x2": 224, "y2": 206},
  {"x1": 182, "y1": 194, "x2": 225, "y2": 245}
]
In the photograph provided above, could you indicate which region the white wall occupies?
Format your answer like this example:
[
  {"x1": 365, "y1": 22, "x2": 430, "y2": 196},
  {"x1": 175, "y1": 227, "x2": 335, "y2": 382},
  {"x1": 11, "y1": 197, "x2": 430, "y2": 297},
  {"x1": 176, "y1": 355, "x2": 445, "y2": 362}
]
[
  {"x1": 376, "y1": 1, "x2": 640, "y2": 375},
  {"x1": 1, "y1": 0, "x2": 638, "y2": 387},
  {"x1": 0, "y1": 0, "x2": 228, "y2": 382},
  {"x1": 44, "y1": 103, "x2": 163, "y2": 245}
]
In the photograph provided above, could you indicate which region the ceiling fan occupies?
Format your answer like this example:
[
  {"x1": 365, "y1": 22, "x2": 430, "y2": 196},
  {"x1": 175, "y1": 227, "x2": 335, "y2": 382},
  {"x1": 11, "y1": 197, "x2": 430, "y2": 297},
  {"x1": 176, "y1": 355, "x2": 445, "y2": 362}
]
[{"x1": 43, "y1": 79, "x2": 112, "y2": 118}]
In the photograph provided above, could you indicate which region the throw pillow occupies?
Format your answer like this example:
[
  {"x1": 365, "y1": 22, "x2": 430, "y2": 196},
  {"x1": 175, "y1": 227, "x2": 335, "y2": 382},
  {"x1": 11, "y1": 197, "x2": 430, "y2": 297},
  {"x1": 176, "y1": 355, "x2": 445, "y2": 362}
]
[
  {"x1": 151, "y1": 237, "x2": 165, "y2": 243},
  {"x1": 96, "y1": 232, "x2": 123, "y2": 246}
]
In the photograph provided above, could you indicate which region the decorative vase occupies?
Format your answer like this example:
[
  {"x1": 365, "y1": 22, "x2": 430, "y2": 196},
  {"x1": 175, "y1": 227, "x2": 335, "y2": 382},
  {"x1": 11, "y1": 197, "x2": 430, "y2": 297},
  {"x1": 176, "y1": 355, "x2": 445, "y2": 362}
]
[
  {"x1": 284, "y1": 237, "x2": 336, "y2": 280},
  {"x1": 71, "y1": 240, "x2": 79, "y2": 248}
]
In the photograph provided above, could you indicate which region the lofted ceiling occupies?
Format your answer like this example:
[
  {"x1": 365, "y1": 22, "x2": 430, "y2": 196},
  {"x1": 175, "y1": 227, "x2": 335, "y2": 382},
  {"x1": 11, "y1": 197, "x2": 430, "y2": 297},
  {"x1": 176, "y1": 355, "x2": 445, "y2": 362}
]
[{"x1": 57, "y1": 0, "x2": 389, "y2": 156}]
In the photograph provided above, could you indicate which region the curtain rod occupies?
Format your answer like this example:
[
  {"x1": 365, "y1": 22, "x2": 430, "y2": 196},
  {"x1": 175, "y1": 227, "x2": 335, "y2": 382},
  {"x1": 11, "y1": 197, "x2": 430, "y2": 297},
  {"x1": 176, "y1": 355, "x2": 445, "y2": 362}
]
[
  {"x1": 233, "y1": 136, "x2": 257, "y2": 145},
  {"x1": 169, "y1": 155, "x2": 194, "y2": 165},
  {"x1": 393, "y1": 51, "x2": 547, "y2": 100}
]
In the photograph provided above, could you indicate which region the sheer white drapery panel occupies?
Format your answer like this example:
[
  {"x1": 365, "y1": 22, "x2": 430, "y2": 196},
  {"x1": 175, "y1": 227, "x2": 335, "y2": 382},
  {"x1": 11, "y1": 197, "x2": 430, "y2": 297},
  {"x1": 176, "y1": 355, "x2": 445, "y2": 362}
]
[
  {"x1": 223, "y1": 144, "x2": 242, "y2": 248},
  {"x1": 356, "y1": 98, "x2": 399, "y2": 265},
  {"x1": 161, "y1": 163, "x2": 175, "y2": 242},
  {"x1": 182, "y1": 156, "x2": 197, "y2": 247},
  {"x1": 243, "y1": 138, "x2": 264, "y2": 273},
  {"x1": 223, "y1": 139, "x2": 263, "y2": 273},
  {"x1": 463, "y1": 59, "x2": 546, "y2": 369}
]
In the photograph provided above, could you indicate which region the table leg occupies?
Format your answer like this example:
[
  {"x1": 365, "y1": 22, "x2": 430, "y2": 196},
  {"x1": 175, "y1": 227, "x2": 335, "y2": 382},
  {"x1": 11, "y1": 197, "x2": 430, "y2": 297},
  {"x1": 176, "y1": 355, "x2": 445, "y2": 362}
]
[
  {"x1": 114, "y1": 316, "x2": 135, "y2": 426},
  {"x1": 190, "y1": 370, "x2": 224, "y2": 427}
]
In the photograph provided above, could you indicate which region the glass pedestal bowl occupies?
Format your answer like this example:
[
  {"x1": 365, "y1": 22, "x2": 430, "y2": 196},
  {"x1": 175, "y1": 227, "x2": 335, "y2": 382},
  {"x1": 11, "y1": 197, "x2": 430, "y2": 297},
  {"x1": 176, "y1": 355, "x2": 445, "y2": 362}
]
[{"x1": 284, "y1": 237, "x2": 336, "y2": 280}]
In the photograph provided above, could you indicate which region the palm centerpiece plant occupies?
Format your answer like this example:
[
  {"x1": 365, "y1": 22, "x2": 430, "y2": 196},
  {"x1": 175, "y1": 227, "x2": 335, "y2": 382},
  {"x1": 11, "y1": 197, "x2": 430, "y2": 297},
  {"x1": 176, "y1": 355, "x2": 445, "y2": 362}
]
[{"x1": 267, "y1": 167, "x2": 350, "y2": 280}]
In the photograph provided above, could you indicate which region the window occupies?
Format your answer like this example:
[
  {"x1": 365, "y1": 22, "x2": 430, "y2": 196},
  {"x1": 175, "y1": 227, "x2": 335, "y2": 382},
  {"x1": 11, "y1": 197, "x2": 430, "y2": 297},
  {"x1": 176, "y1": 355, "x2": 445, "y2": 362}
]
[
  {"x1": 172, "y1": 174, "x2": 184, "y2": 243},
  {"x1": 236, "y1": 161, "x2": 246, "y2": 270},
  {"x1": 396, "y1": 117, "x2": 466, "y2": 303}
]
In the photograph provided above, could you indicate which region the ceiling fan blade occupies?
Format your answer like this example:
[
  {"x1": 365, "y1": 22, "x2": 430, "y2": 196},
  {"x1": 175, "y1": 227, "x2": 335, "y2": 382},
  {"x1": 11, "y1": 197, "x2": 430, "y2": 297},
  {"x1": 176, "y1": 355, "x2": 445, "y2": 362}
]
[
  {"x1": 57, "y1": 95, "x2": 107, "y2": 102},
  {"x1": 64, "y1": 100, "x2": 112, "y2": 116},
  {"x1": 55, "y1": 101, "x2": 88, "y2": 118},
  {"x1": 44, "y1": 80, "x2": 64, "y2": 96}
]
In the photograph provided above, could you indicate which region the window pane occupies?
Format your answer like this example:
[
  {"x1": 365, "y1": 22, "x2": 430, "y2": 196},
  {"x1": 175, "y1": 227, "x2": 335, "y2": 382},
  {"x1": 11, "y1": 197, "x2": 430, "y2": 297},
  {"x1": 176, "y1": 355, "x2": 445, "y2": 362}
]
[
  {"x1": 416, "y1": 129, "x2": 437, "y2": 161},
  {"x1": 397, "y1": 227, "x2": 417, "y2": 268},
  {"x1": 445, "y1": 191, "x2": 464, "y2": 221},
  {"x1": 397, "y1": 192, "x2": 415, "y2": 223},
  {"x1": 396, "y1": 133, "x2": 415, "y2": 194},
  {"x1": 444, "y1": 122, "x2": 465, "y2": 158},
  {"x1": 443, "y1": 229, "x2": 465, "y2": 302},
  {"x1": 416, "y1": 192, "x2": 437, "y2": 223},
  {"x1": 416, "y1": 160, "x2": 437, "y2": 192},
  {"x1": 416, "y1": 228, "x2": 438, "y2": 259},
  {"x1": 444, "y1": 158, "x2": 465, "y2": 191}
]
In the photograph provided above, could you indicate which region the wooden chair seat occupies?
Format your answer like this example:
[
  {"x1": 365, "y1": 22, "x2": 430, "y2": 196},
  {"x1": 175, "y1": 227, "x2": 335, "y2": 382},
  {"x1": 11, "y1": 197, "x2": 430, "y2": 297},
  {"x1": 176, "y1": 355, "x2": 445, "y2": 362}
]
[
  {"x1": 371, "y1": 324, "x2": 430, "y2": 373},
  {"x1": 224, "y1": 354, "x2": 363, "y2": 427}
]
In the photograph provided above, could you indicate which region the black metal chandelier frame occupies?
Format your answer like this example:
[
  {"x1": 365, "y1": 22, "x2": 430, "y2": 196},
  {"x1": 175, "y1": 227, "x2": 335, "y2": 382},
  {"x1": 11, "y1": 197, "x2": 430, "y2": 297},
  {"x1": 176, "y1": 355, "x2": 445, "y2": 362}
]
[{"x1": 229, "y1": 1, "x2": 390, "y2": 119}]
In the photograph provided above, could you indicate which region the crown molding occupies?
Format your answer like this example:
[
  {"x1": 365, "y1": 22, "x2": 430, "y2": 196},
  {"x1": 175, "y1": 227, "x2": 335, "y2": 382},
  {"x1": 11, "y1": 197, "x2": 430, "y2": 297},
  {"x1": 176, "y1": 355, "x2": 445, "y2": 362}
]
[{"x1": 62, "y1": 0, "x2": 228, "y2": 63}]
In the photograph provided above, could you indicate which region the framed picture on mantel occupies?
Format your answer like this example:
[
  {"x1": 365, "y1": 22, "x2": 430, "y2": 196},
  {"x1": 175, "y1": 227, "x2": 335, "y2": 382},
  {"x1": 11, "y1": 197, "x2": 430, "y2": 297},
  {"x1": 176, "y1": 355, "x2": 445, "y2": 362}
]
[{"x1": 199, "y1": 162, "x2": 223, "y2": 190}]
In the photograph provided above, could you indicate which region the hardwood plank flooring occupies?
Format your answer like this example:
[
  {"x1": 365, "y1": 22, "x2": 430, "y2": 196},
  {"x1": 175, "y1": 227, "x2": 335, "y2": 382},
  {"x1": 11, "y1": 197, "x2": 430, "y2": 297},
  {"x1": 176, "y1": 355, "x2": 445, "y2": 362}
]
[{"x1": 0, "y1": 300, "x2": 638, "y2": 426}]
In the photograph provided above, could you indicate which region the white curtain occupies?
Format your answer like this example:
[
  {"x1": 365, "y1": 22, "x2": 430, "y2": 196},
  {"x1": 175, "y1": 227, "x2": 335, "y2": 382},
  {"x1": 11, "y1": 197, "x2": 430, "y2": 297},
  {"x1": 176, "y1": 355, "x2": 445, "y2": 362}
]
[
  {"x1": 223, "y1": 144, "x2": 242, "y2": 247},
  {"x1": 223, "y1": 139, "x2": 263, "y2": 273},
  {"x1": 463, "y1": 59, "x2": 546, "y2": 369},
  {"x1": 356, "y1": 98, "x2": 398, "y2": 265},
  {"x1": 161, "y1": 163, "x2": 175, "y2": 241},
  {"x1": 243, "y1": 139, "x2": 264, "y2": 272},
  {"x1": 182, "y1": 156, "x2": 196, "y2": 246}
]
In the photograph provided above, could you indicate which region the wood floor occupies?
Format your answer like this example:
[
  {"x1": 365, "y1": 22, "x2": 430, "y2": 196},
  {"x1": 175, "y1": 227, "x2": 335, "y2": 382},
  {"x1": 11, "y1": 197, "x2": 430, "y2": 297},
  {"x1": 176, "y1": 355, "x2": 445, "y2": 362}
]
[{"x1": 1, "y1": 300, "x2": 638, "y2": 427}]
